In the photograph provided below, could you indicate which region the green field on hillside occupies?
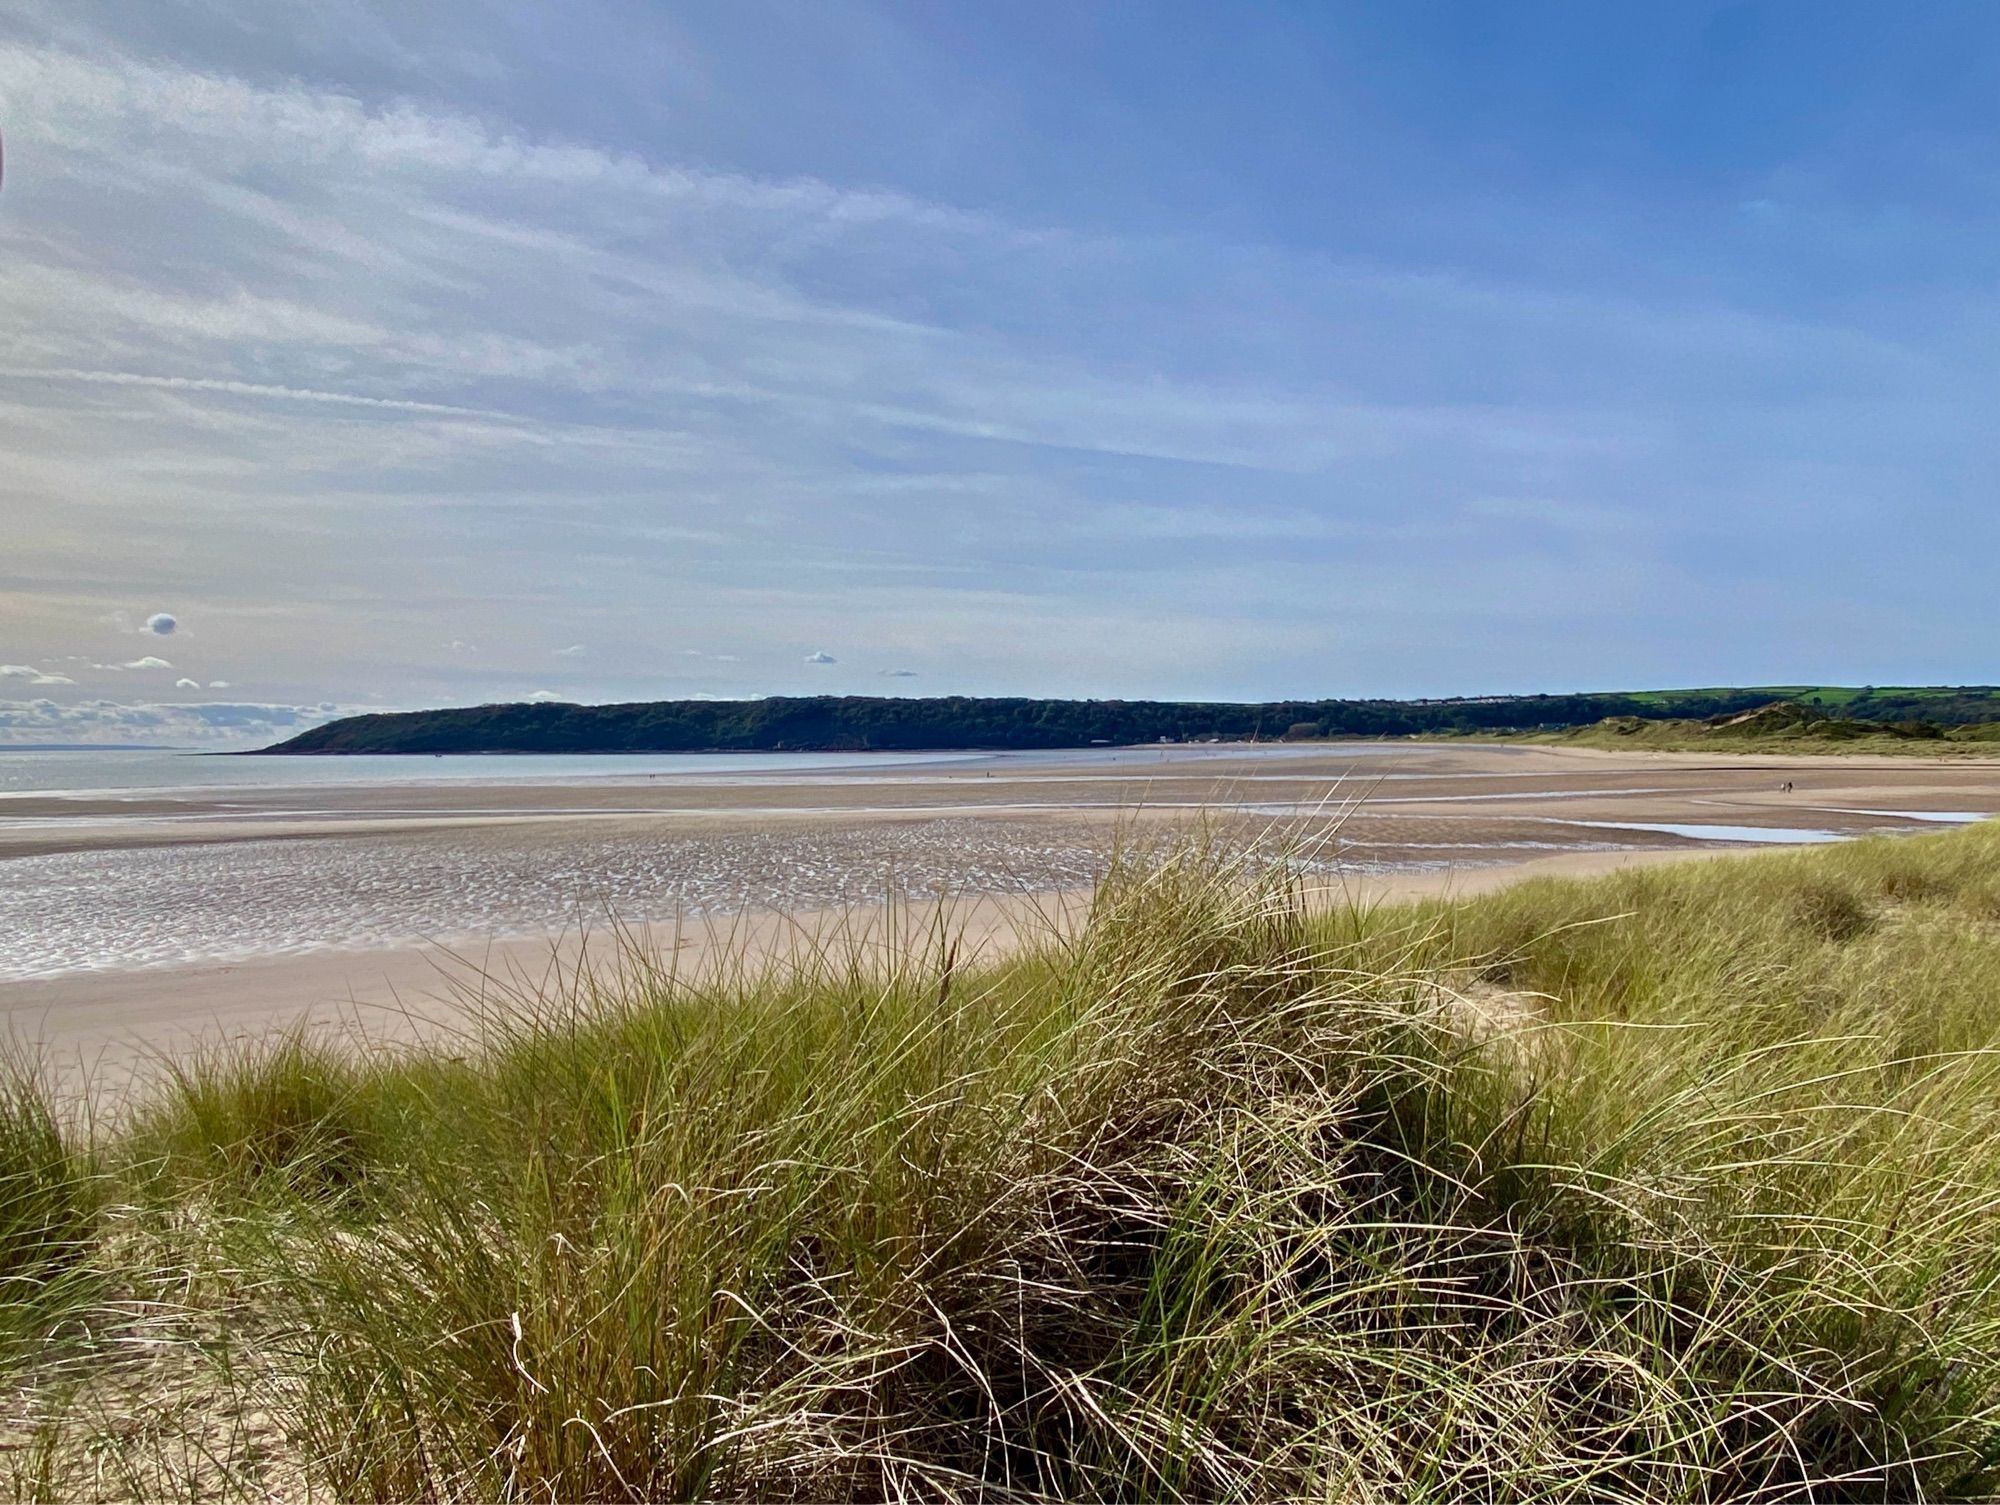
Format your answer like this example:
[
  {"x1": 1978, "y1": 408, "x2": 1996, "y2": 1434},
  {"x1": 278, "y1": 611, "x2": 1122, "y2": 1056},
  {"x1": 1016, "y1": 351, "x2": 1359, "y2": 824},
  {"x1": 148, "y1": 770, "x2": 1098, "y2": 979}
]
[{"x1": 1532, "y1": 699, "x2": 2000, "y2": 754}]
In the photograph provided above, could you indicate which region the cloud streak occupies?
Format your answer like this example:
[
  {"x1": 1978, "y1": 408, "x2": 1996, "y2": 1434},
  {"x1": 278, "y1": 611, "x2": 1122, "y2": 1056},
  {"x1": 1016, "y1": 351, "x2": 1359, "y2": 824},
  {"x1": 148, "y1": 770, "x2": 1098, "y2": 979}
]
[
  {"x1": 0, "y1": 367, "x2": 519, "y2": 421},
  {"x1": 0, "y1": 42, "x2": 1000, "y2": 240},
  {"x1": 0, "y1": 3, "x2": 1995, "y2": 729}
]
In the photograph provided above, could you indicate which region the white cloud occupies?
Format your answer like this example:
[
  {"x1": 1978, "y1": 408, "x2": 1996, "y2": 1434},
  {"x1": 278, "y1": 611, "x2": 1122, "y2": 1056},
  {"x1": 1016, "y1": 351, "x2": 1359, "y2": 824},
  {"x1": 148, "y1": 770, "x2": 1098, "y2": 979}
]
[
  {"x1": 804, "y1": 651, "x2": 837, "y2": 665},
  {"x1": 0, "y1": 663, "x2": 76, "y2": 686},
  {"x1": 525, "y1": 689, "x2": 562, "y2": 701},
  {"x1": 174, "y1": 677, "x2": 200, "y2": 689},
  {"x1": 207, "y1": 679, "x2": 231, "y2": 688},
  {"x1": 121, "y1": 655, "x2": 174, "y2": 670},
  {"x1": 879, "y1": 668, "x2": 918, "y2": 678},
  {"x1": 552, "y1": 643, "x2": 586, "y2": 657},
  {"x1": 0, "y1": 697, "x2": 350, "y2": 747},
  {"x1": 445, "y1": 640, "x2": 477, "y2": 653},
  {"x1": 144, "y1": 611, "x2": 178, "y2": 635}
]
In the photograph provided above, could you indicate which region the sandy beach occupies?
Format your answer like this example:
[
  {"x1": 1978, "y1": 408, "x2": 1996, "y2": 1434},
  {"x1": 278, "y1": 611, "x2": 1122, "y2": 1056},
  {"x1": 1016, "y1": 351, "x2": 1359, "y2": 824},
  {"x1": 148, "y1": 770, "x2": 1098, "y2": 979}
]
[{"x1": 5, "y1": 741, "x2": 1997, "y2": 1091}]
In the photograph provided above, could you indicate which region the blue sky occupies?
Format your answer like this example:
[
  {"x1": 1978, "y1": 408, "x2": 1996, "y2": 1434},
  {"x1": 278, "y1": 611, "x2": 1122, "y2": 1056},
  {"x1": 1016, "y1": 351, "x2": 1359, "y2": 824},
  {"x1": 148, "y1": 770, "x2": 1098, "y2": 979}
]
[{"x1": 2, "y1": 2, "x2": 1996, "y2": 743}]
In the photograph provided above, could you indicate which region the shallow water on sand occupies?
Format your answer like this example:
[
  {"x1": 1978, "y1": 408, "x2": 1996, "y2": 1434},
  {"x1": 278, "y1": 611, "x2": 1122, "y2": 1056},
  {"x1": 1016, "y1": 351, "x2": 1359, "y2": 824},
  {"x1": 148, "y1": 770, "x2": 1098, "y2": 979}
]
[
  {"x1": 0, "y1": 744, "x2": 1417, "y2": 978},
  {"x1": 1567, "y1": 814, "x2": 1988, "y2": 845},
  {"x1": 0, "y1": 815, "x2": 1494, "y2": 979},
  {"x1": 1569, "y1": 820, "x2": 1849, "y2": 845},
  {"x1": 3, "y1": 746, "x2": 1987, "y2": 981},
  {"x1": 0, "y1": 818, "x2": 1111, "y2": 977}
]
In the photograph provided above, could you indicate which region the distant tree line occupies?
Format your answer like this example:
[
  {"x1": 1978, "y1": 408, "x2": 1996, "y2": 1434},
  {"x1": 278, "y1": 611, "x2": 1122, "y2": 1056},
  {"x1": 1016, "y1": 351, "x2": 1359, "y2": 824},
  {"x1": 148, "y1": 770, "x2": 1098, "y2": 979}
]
[
  {"x1": 1802, "y1": 688, "x2": 2000, "y2": 724},
  {"x1": 256, "y1": 687, "x2": 2000, "y2": 755}
]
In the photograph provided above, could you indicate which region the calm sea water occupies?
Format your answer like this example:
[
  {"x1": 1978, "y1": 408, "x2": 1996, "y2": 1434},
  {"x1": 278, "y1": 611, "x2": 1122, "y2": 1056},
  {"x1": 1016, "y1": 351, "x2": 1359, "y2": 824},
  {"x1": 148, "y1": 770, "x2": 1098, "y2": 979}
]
[
  {"x1": 0, "y1": 743, "x2": 1372, "y2": 800},
  {"x1": 0, "y1": 748, "x2": 977, "y2": 798}
]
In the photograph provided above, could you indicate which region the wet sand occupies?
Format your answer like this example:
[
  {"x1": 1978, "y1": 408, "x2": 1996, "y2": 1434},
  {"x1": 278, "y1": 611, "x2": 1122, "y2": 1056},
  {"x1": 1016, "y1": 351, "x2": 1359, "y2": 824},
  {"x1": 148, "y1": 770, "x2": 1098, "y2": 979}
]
[
  {"x1": 0, "y1": 846, "x2": 1712, "y2": 1102},
  {"x1": 6, "y1": 740, "x2": 1998, "y2": 859},
  {"x1": 4, "y1": 741, "x2": 1996, "y2": 1087}
]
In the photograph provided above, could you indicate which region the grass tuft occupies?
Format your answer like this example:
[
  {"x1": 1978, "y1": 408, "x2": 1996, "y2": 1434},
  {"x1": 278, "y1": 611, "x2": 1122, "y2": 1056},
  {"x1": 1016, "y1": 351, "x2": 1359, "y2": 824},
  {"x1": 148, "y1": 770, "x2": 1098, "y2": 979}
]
[
  {"x1": 1790, "y1": 874, "x2": 1877, "y2": 940},
  {"x1": 128, "y1": 1028, "x2": 374, "y2": 1200},
  {"x1": 0, "y1": 1056, "x2": 96, "y2": 1362}
]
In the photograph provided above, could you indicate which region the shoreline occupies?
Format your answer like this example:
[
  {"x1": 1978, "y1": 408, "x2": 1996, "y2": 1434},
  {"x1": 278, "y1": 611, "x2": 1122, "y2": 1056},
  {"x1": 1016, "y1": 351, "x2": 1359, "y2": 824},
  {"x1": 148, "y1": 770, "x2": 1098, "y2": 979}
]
[
  {"x1": 5, "y1": 740, "x2": 1997, "y2": 1097},
  {"x1": 6, "y1": 739, "x2": 1998, "y2": 860}
]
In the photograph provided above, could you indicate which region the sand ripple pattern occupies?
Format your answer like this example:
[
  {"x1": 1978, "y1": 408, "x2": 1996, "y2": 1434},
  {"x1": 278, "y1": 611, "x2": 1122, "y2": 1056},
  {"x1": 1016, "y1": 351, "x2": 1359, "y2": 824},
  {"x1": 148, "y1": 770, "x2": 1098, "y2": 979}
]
[{"x1": 0, "y1": 818, "x2": 1139, "y2": 979}]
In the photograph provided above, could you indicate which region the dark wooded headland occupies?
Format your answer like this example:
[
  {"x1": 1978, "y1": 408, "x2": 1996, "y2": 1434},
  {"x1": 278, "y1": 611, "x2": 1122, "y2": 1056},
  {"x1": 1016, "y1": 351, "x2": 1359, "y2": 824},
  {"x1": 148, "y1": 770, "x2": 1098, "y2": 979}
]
[{"x1": 261, "y1": 685, "x2": 2000, "y2": 754}]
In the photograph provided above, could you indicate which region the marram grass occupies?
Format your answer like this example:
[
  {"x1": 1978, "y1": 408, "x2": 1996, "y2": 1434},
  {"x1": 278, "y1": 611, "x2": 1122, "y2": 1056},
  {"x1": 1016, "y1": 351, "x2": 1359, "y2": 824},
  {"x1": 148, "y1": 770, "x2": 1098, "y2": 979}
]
[{"x1": 6, "y1": 824, "x2": 2000, "y2": 1499}]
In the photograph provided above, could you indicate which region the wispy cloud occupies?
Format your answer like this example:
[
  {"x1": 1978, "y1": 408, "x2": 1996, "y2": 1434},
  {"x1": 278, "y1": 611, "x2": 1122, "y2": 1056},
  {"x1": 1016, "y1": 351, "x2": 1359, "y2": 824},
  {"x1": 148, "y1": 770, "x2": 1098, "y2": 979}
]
[
  {"x1": 0, "y1": 41, "x2": 1006, "y2": 243},
  {"x1": 0, "y1": 367, "x2": 517, "y2": 421},
  {"x1": 0, "y1": 6, "x2": 1994, "y2": 710}
]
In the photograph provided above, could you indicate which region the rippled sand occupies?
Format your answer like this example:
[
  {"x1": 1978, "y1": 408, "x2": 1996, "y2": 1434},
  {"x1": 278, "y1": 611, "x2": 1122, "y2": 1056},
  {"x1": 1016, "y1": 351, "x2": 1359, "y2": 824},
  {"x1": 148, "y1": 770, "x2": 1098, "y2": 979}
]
[{"x1": 0, "y1": 815, "x2": 1114, "y2": 978}]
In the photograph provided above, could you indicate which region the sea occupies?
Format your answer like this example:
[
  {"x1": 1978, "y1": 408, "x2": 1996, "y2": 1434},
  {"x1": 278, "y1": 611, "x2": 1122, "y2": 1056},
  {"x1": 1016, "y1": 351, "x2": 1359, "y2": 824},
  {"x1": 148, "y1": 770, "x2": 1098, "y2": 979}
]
[{"x1": 0, "y1": 743, "x2": 1359, "y2": 799}]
